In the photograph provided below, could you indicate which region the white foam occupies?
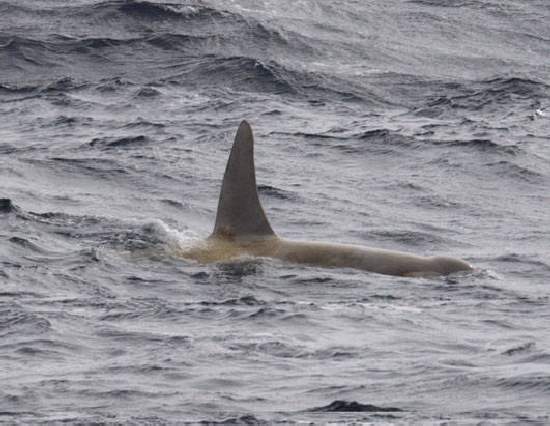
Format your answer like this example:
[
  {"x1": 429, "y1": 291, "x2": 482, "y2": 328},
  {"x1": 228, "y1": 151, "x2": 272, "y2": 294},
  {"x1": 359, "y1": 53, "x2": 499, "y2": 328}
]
[{"x1": 139, "y1": 219, "x2": 201, "y2": 251}]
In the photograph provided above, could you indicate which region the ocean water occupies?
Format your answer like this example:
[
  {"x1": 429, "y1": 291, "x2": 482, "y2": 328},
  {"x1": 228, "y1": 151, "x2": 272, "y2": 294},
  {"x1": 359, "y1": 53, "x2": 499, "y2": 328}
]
[{"x1": 1, "y1": 0, "x2": 550, "y2": 423}]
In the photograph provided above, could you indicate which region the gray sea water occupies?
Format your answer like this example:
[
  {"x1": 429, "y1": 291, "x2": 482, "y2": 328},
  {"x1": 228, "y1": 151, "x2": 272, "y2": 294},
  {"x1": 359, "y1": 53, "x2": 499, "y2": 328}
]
[{"x1": 1, "y1": 0, "x2": 550, "y2": 423}]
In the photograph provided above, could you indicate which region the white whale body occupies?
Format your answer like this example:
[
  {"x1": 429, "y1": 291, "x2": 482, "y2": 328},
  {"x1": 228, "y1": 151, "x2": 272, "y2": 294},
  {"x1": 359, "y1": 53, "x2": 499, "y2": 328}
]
[{"x1": 180, "y1": 121, "x2": 473, "y2": 277}]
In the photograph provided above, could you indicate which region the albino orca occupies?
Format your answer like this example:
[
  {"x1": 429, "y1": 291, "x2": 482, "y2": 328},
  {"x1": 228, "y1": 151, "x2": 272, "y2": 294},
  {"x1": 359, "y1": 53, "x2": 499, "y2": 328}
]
[{"x1": 180, "y1": 121, "x2": 473, "y2": 277}]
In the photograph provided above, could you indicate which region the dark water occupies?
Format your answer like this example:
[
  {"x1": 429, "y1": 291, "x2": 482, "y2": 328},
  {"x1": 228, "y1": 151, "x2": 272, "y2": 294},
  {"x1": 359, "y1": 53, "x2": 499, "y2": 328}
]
[{"x1": 1, "y1": 0, "x2": 550, "y2": 423}]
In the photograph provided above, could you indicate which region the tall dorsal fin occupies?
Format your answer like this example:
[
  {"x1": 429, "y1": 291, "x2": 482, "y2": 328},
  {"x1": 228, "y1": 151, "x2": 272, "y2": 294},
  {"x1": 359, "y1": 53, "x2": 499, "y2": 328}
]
[{"x1": 211, "y1": 120, "x2": 275, "y2": 240}]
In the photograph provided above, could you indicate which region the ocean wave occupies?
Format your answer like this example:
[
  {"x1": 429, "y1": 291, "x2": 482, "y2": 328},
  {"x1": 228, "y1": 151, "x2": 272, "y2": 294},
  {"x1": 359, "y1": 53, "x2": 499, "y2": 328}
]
[
  {"x1": 0, "y1": 35, "x2": 57, "y2": 68},
  {"x1": 2, "y1": 203, "x2": 161, "y2": 257},
  {"x1": 87, "y1": 0, "x2": 293, "y2": 53},
  {"x1": 498, "y1": 252, "x2": 550, "y2": 264},
  {"x1": 5, "y1": 233, "x2": 101, "y2": 266},
  {"x1": 272, "y1": 128, "x2": 412, "y2": 154},
  {"x1": 0, "y1": 1, "x2": 28, "y2": 13},
  {"x1": 0, "y1": 82, "x2": 36, "y2": 94},
  {"x1": 159, "y1": 54, "x2": 375, "y2": 101},
  {"x1": 257, "y1": 184, "x2": 297, "y2": 201},
  {"x1": 7, "y1": 236, "x2": 47, "y2": 253},
  {"x1": 121, "y1": 118, "x2": 165, "y2": 129},
  {"x1": 160, "y1": 55, "x2": 297, "y2": 95},
  {"x1": 442, "y1": 138, "x2": 520, "y2": 155},
  {"x1": 367, "y1": 229, "x2": 449, "y2": 247},
  {"x1": 57, "y1": 32, "x2": 212, "y2": 55},
  {"x1": 502, "y1": 342, "x2": 536, "y2": 356},
  {"x1": 197, "y1": 296, "x2": 266, "y2": 307},
  {"x1": 37, "y1": 2, "x2": 305, "y2": 59},
  {"x1": 96, "y1": 0, "x2": 228, "y2": 22},
  {"x1": 309, "y1": 400, "x2": 403, "y2": 413},
  {"x1": 96, "y1": 327, "x2": 192, "y2": 347},
  {"x1": 246, "y1": 306, "x2": 288, "y2": 319},
  {"x1": 354, "y1": 130, "x2": 520, "y2": 157},
  {"x1": 133, "y1": 86, "x2": 160, "y2": 97},
  {"x1": 0, "y1": 305, "x2": 52, "y2": 338},
  {"x1": 495, "y1": 375, "x2": 550, "y2": 394},
  {"x1": 0, "y1": 35, "x2": 50, "y2": 52},
  {"x1": 228, "y1": 340, "x2": 300, "y2": 358},
  {"x1": 409, "y1": 0, "x2": 478, "y2": 7},
  {"x1": 296, "y1": 347, "x2": 357, "y2": 360},
  {"x1": 0, "y1": 198, "x2": 16, "y2": 213},
  {"x1": 94, "y1": 76, "x2": 135, "y2": 92},
  {"x1": 24, "y1": 210, "x2": 102, "y2": 227},
  {"x1": 413, "y1": 193, "x2": 464, "y2": 210},
  {"x1": 90, "y1": 135, "x2": 153, "y2": 149},
  {"x1": 104, "y1": 363, "x2": 173, "y2": 374},
  {"x1": 1, "y1": 32, "x2": 215, "y2": 70},
  {"x1": 40, "y1": 76, "x2": 85, "y2": 92},
  {"x1": 77, "y1": 387, "x2": 178, "y2": 400},
  {"x1": 38, "y1": 114, "x2": 93, "y2": 129},
  {"x1": 1, "y1": 30, "x2": 355, "y2": 102},
  {"x1": 279, "y1": 131, "x2": 346, "y2": 140},
  {"x1": 2, "y1": 0, "x2": 293, "y2": 57},
  {"x1": 483, "y1": 76, "x2": 549, "y2": 94},
  {"x1": 100, "y1": 303, "x2": 188, "y2": 321},
  {"x1": 414, "y1": 76, "x2": 548, "y2": 118},
  {"x1": 198, "y1": 415, "x2": 267, "y2": 425},
  {"x1": 31, "y1": 156, "x2": 129, "y2": 179},
  {"x1": 485, "y1": 160, "x2": 544, "y2": 182}
]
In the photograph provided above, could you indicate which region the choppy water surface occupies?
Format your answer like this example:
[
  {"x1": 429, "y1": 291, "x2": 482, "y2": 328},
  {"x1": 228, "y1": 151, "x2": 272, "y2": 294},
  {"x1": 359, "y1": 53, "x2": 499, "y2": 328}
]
[{"x1": 1, "y1": 0, "x2": 550, "y2": 423}]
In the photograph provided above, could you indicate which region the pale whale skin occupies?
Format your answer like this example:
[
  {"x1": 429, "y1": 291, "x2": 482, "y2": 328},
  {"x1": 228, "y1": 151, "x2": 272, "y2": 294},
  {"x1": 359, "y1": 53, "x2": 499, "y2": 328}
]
[
  {"x1": 181, "y1": 237, "x2": 472, "y2": 277},
  {"x1": 179, "y1": 120, "x2": 473, "y2": 277}
]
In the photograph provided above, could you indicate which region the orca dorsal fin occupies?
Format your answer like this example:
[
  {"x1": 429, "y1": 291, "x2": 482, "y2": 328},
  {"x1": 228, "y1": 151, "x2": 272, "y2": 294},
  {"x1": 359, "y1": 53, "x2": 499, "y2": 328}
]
[{"x1": 211, "y1": 120, "x2": 275, "y2": 240}]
